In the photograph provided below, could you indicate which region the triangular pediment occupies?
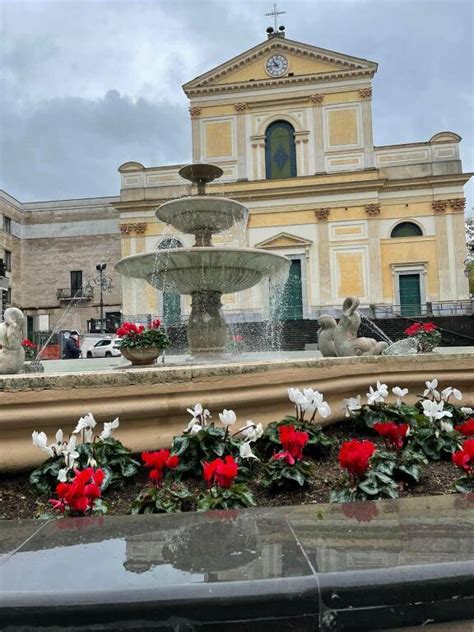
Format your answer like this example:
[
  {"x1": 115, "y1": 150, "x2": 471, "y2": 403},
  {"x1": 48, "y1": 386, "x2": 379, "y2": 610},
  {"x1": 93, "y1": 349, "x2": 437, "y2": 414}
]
[
  {"x1": 255, "y1": 232, "x2": 313, "y2": 250},
  {"x1": 183, "y1": 37, "x2": 377, "y2": 96}
]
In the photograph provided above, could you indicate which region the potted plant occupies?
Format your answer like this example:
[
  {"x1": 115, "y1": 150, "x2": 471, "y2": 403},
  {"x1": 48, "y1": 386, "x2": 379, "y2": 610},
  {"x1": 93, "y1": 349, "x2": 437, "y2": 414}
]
[
  {"x1": 116, "y1": 319, "x2": 169, "y2": 366},
  {"x1": 404, "y1": 321, "x2": 441, "y2": 353}
]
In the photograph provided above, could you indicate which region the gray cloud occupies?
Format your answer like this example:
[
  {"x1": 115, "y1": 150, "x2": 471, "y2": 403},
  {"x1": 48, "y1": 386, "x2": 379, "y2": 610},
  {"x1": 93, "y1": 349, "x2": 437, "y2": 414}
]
[{"x1": 0, "y1": 0, "x2": 472, "y2": 207}]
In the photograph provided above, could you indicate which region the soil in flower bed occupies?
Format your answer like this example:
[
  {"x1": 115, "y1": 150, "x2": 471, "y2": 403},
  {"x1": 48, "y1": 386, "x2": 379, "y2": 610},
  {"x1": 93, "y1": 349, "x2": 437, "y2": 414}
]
[{"x1": 0, "y1": 421, "x2": 460, "y2": 521}]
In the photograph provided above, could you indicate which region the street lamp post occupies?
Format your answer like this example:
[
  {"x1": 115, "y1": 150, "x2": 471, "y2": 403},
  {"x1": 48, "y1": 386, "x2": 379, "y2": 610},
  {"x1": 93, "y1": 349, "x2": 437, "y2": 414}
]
[
  {"x1": 0, "y1": 258, "x2": 9, "y2": 321},
  {"x1": 86, "y1": 264, "x2": 113, "y2": 334}
]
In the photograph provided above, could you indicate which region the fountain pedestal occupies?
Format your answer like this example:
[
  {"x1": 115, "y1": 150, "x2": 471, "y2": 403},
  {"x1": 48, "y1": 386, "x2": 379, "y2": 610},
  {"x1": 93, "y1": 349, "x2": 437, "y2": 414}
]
[{"x1": 188, "y1": 290, "x2": 229, "y2": 355}]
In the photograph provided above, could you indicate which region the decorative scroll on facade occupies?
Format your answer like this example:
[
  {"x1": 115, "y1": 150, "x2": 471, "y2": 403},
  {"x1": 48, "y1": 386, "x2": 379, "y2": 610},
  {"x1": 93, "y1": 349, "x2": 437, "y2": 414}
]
[
  {"x1": 364, "y1": 203, "x2": 380, "y2": 216},
  {"x1": 189, "y1": 106, "x2": 202, "y2": 118},
  {"x1": 432, "y1": 200, "x2": 447, "y2": 213},
  {"x1": 358, "y1": 87, "x2": 373, "y2": 99},
  {"x1": 309, "y1": 93, "x2": 324, "y2": 104},
  {"x1": 120, "y1": 223, "x2": 147, "y2": 235},
  {"x1": 315, "y1": 208, "x2": 330, "y2": 221},
  {"x1": 448, "y1": 198, "x2": 466, "y2": 212}
]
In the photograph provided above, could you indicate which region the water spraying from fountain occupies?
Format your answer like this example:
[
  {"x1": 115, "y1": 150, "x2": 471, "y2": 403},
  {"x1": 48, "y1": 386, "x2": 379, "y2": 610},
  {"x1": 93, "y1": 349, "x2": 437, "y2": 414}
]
[{"x1": 115, "y1": 164, "x2": 290, "y2": 358}]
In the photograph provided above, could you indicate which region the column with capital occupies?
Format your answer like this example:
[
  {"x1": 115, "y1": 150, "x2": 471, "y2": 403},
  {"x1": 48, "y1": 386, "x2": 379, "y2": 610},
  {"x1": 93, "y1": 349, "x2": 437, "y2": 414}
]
[
  {"x1": 234, "y1": 102, "x2": 248, "y2": 180},
  {"x1": 365, "y1": 204, "x2": 383, "y2": 303},
  {"x1": 432, "y1": 201, "x2": 454, "y2": 300},
  {"x1": 359, "y1": 88, "x2": 375, "y2": 169},
  {"x1": 189, "y1": 106, "x2": 202, "y2": 162},
  {"x1": 315, "y1": 209, "x2": 331, "y2": 304},
  {"x1": 309, "y1": 94, "x2": 325, "y2": 173}
]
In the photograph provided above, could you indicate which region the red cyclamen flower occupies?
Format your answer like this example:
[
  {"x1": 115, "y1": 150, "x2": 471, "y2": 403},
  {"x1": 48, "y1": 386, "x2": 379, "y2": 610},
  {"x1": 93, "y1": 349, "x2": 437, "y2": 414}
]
[
  {"x1": 338, "y1": 440, "x2": 376, "y2": 478},
  {"x1": 49, "y1": 468, "x2": 104, "y2": 515},
  {"x1": 452, "y1": 439, "x2": 474, "y2": 473},
  {"x1": 277, "y1": 425, "x2": 309, "y2": 461},
  {"x1": 21, "y1": 339, "x2": 36, "y2": 349},
  {"x1": 373, "y1": 422, "x2": 409, "y2": 450},
  {"x1": 150, "y1": 319, "x2": 161, "y2": 329},
  {"x1": 116, "y1": 322, "x2": 145, "y2": 337},
  {"x1": 455, "y1": 419, "x2": 474, "y2": 437},
  {"x1": 404, "y1": 322, "x2": 422, "y2": 336},
  {"x1": 422, "y1": 322, "x2": 437, "y2": 333},
  {"x1": 202, "y1": 456, "x2": 238, "y2": 489},
  {"x1": 142, "y1": 449, "x2": 179, "y2": 484}
]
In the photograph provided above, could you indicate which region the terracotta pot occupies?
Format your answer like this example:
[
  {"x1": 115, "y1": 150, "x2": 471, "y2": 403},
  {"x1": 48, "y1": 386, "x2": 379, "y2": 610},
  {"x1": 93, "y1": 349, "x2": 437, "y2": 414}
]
[{"x1": 120, "y1": 346, "x2": 162, "y2": 366}]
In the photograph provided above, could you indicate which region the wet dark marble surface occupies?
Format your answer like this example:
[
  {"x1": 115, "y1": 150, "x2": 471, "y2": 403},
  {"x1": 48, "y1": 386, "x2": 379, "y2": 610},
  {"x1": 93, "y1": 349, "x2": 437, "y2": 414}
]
[{"x1": 0, "y1": 494, "x2": 473, "y2": 631}]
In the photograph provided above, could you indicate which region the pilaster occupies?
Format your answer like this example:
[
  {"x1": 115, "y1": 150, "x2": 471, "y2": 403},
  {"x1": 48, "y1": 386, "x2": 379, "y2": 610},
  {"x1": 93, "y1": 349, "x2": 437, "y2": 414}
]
[
  {"x1": 359, "y1": 88, "x2": 374, "y2": 169},
  {"x1": 434, "y1": 212, "x2": 453, "y2": 300},
  {"x1": 315, "y1": 209, "x2": 331, "y2": 304},
  {"x1": 365, "y1": 206, "x2": 383, "y2": 303},
  {"x1": 233, "y1": 102, "x2": 248, "y2": 180},
  {"x1": 189, "y1": 106, "x2": 202, "y2": 162},
  {"x1": 309, "y1": 94, "x2": 325, "y2": 173}
]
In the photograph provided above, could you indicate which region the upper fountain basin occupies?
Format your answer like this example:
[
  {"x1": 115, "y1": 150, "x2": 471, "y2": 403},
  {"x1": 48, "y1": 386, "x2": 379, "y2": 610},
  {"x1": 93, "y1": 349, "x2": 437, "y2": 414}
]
[
  {"x1": 155, "y1": 197, "x2": 248, "y2": 235},
  {"x1": 115, "y1": 247, "x2": 290, "y2": 294}
]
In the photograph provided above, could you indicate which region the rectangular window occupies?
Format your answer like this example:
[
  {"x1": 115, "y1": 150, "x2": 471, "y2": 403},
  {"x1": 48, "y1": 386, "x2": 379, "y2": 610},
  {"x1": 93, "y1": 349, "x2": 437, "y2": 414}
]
[
  {"x1": 5, "y1": 287, "x2": 12, "y2": 305},
  {"x1": 4, "y1": 250, "x2": 12, "y2": 271},
  {"x1": 3, "y1": 216, "x2": 11, "y2": 234},
  {"x1": 70, "y1": 270, "x2": 82, "y2": 296}
]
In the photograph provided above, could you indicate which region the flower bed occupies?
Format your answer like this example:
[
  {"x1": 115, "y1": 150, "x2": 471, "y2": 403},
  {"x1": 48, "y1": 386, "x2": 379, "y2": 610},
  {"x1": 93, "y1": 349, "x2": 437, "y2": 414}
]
[{"x1": 1, "y1": 379, "x2": 473, "y2": 521}]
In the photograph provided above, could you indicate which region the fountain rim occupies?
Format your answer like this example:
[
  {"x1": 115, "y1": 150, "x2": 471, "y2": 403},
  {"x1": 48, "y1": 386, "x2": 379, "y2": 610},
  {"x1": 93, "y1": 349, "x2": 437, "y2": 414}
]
[{"x1": 155, "y1": 196, "x2": 249, "y2": 211}]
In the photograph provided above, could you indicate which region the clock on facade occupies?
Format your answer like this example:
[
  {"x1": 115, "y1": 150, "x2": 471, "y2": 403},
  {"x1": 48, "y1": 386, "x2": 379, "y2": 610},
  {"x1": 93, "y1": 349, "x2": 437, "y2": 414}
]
[{"x1": 265, "y1": 54, "x2": 289, "y2": 77}]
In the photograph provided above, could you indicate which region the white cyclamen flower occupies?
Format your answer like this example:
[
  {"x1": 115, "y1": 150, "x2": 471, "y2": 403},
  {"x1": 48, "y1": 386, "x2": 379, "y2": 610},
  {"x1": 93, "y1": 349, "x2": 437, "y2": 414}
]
[
  {"x1": 367, "y1": 381, "x2": 389, "y2": 405},
  {"x1": 288, "y1": 388, "x2": 306, "y2": 407},
  {"x1": 239, "y1": 442, "x2": 258, "y2": 460},
  {"x1": 344, "y1": 395, "x2": 362, "y2": 417},
  {"x1": 84, "y1": 428, "x2": 94, "y2": 443},
  {"x1": 55, "y1": 429, "x2": 64, "y2": 444},
  {"x1": 32, "y1": 431, "x2": 55, "y2": 457},
  {"x1": 187, "y1": 403, "x2": 203, "y2": 419},
  {"x1": 189, "y1": 422, "x2": 203, "y2": 435},
  {"x1": 241, "y1": 421, "x2": 264, "y2": 443},
  {"x1": 73, "y1": 413, "x2": 97, "y2": 434},
  {"x1": 392, "y1": 387, "x2": 408, "y2": 406},
  {"x1": 99, "y1": 417, "x2": 120, "y2": 440},
  {"x1": 422, "y1": 399, "x2": 453, "y2": 422},
  {"x1": 303, "y1": 389, "x2": 331, "y2": 418},
  {"x1": 57, "y1": 467, "x2": 70, "y2": 482},
  {"x1": 441, "y1": 387, "x2": 462, "y2": 402},
  {"x1": 219, "y1": 409, "x2": 237, "y2": 427},
  {"x1": 461, "y1": 407, "x2": 473, "y2": 416},
  {"x1": 440, "y1": 420, "x2": 454, "y2": 433},
  {"x1": 423, "y1": 379, "x2": 440, "y2": 401}
]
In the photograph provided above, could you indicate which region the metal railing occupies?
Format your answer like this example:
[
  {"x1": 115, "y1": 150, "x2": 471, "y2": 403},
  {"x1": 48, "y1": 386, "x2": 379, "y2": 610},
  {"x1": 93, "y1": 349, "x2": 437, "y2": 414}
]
[{"x1": 56, "y1": 287, "x2": 94, "y2": 301}]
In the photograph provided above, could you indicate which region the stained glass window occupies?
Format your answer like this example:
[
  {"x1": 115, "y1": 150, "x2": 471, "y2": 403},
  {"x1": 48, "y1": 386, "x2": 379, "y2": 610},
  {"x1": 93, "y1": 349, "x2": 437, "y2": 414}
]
[{"x1": 265, "y1": 121, "x2": 296, "y2": 180}]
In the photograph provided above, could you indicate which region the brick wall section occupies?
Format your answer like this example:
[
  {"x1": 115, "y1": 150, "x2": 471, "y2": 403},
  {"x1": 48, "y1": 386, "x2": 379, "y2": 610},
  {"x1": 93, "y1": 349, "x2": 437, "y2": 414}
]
[{"x1": 20, "y1": 233, "x2": 122, "y2": 331}]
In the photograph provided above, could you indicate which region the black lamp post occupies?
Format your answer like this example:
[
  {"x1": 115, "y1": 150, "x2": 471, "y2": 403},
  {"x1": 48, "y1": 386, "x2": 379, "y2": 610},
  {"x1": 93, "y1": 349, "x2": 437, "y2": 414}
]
[
  {"x1": 0, "y1": 258, "x2": 9, "y2": 320},
  {"x1": 86, "y1": 264, "x2": 113, "y2": 334}
]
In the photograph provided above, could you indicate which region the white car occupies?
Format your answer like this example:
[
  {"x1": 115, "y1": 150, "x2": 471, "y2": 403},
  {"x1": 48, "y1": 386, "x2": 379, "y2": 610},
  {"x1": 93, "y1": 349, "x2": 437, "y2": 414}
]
[{"x1": 85, "y1": 338, "x2": 122, "y2": 358}]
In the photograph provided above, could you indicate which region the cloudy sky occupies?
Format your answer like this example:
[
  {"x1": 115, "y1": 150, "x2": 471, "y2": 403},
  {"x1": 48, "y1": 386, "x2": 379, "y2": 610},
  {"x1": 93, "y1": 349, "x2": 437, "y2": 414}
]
[{"x1": 1, "y1": 0, "x2": 473, "y2": 209}]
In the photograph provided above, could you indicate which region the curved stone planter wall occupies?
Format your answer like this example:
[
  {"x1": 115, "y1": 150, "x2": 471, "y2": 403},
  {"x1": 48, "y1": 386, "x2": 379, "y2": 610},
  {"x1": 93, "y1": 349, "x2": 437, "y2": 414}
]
[{"x1": 1, "y1": 352, "x2": 473, "y2": 471}]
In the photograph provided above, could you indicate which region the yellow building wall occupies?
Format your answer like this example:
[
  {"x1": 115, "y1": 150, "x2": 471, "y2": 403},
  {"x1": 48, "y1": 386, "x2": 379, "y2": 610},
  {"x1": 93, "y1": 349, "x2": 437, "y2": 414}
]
[
  {"x1": 380, "y1": 238, "x2": 439, "y2": 301},
  {"x1": 336, "y1": 251, "x2": 365, "y2": 298},
  {"x1": 327, "y1": 108, "x2": 358, "y2": 146},
  {"x1": 204, "y1": 121, "x2": 233, "y2": 158},
  {"x1": 215, "y1": 54, "x2": 341, "y2": 85}
]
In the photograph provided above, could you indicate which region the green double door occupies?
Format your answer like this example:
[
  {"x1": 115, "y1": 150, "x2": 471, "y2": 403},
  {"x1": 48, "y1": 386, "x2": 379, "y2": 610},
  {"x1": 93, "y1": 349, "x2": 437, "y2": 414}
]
[
  {"x1": 280, "y1": 259, "x2": 303, "y2": 320},
  {"x1": 399, "y1": 274, "x2": 421, "y2": 317}
]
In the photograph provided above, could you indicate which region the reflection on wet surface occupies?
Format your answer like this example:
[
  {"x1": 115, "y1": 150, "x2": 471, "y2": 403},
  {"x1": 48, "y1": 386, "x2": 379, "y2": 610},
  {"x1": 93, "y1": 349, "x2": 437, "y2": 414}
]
[{"x1": 0, "y1": 495, "x2": 473, "y2": 596}]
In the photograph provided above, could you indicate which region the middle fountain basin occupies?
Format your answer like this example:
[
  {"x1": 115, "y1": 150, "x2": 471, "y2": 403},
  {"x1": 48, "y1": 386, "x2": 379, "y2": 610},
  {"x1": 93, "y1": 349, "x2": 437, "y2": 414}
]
[{"x1": 115, "y1": 247, "x2": 290, "y2": 294}]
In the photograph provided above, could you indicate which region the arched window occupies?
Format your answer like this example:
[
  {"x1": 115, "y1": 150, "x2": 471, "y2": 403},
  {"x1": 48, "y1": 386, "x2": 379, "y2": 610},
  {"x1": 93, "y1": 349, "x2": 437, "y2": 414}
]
[
  {"x1": 265, "y1": 120, "x2": 297, "y2": 180},
  {"x1": 390, "y1": 222, "x2": 423, "y2": 238}
]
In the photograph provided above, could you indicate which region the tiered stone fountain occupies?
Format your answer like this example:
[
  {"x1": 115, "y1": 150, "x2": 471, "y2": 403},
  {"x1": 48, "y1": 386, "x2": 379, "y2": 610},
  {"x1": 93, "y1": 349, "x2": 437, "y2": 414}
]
[{"x1": 115, "y1": 164, "x2": 291, "y2": 357}]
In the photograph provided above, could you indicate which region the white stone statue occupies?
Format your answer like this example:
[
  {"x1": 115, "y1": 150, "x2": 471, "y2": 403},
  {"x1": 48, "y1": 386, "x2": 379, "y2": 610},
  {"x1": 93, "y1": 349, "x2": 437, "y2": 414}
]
[
  {"x1": 0, "y1": 307, "x2": 26, "y2": 374},
  {"x1": 318, "y1": 297, "x2": 388, "y2": 358}
]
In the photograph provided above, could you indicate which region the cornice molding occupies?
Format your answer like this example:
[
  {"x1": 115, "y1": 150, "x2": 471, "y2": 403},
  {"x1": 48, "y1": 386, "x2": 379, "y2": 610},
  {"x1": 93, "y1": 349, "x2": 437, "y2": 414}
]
[{"x1": 186, "y1": 68, "x2": 375, "y2": 97}]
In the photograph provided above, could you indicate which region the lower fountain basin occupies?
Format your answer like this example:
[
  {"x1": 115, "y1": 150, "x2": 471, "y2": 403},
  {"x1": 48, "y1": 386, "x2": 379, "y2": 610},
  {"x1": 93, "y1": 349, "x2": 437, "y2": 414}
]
[{"x1": 115, "y1": 247, "x2": 290, "y2": 294}]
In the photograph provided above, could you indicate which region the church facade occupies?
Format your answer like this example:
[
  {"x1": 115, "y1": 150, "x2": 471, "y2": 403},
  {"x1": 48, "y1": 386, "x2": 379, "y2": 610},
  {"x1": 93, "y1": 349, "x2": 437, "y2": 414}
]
[
  {"x1": 116, "y1": 32, "x2": 470, "y2": 325},
  {"x1": 1, "y1": 32, "x2": 471, "y2": 334}
]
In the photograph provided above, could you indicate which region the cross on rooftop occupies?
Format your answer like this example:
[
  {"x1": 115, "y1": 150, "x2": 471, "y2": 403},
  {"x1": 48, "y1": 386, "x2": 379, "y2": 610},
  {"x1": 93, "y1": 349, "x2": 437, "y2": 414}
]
[{"x1": 265, "y1": 3, "x2": 286, "y2": 31}]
